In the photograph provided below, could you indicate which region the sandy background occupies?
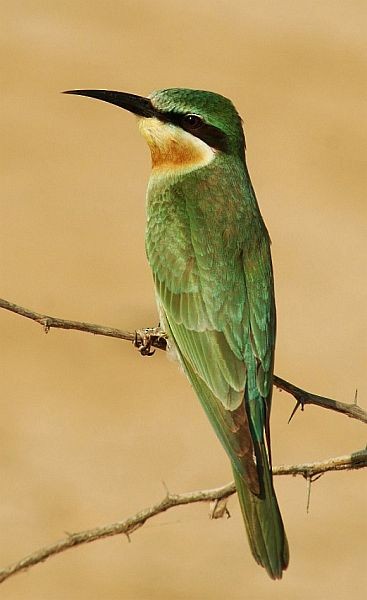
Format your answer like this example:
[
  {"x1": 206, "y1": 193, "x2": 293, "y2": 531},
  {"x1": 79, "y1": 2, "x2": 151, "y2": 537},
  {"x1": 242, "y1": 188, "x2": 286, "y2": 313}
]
[{"x1": 1, "y1": 1, "x2": 366, "y2": 599}]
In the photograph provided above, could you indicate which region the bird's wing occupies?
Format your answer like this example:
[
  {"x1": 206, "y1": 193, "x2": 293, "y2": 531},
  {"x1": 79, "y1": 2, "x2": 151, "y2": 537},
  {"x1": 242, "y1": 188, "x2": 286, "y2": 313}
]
[
  {"x1": 240, "y1": 235, "x2": 276, "y2": 448},
  {"x1": 151, "y1": 220, "x2": 275, "y2": 402},
  {"x1": 155, "y1": 272, "x2": 248, "y2": 410},
  {"x1": 150, "y1": 223, "x2": 275, "y2": 485}
]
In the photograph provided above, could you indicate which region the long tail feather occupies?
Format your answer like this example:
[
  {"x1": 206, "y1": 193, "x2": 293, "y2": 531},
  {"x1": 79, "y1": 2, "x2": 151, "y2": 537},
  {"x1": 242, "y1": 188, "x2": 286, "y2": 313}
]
[
  {"x1": 181, "y1": 356, "x2": 288, "y2": 578},
  {"x1": 233, "y1": 441, "x2": 289, "y2": 579}
]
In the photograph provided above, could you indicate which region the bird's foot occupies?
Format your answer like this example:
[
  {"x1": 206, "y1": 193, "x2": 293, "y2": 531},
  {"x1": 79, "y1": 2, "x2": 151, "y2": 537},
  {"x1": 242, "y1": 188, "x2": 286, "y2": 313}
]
[{"x1": 133, "y1": 326, "x2": 167, "y2": 356}]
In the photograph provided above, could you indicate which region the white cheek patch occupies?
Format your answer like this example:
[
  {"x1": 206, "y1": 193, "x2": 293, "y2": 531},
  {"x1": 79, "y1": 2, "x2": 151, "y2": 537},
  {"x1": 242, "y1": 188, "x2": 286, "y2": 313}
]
[{"x1": 138, "y1": 117, "x2": 215, "y2": 173}]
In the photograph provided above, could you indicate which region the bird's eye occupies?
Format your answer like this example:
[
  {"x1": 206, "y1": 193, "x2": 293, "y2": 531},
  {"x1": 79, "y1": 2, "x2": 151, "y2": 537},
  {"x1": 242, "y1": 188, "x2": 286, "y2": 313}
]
[{"x1": 182, "y1": 114, "x2": 203, "y2": 129}]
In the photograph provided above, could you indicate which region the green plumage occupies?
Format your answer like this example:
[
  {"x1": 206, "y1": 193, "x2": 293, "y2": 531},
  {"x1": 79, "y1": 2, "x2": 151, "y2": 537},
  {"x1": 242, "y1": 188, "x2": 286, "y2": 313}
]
[
  {"x1": 66, "y1": 86, "x2": 289, "y2": 578},
  {"x1": 145, "y1": 89, "x2": 289, "y2": 579}
]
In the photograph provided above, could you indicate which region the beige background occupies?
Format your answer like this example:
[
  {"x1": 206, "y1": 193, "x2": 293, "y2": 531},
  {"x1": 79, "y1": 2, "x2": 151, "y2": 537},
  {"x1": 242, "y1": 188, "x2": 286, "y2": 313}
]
[{"x1": 1, "y1": 1, "x2": 366, "y2": 599}]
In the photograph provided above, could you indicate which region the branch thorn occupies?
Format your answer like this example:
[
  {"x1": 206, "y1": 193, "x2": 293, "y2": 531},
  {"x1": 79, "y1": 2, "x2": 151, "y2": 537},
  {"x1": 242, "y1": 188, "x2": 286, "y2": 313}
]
[
  {"x1": 40, "y1": 318, "x2": 50, "y2": 333},
  {"x1": 306, "y1": 475, "x2": 312, "y2": 513},
  {"x1": 209, "y1": 498, "x2": 231, "y2": 520},
  {"x1": 288, "y1": 399, "x2": 304, "y2": 424},
  {"x1": 161, "y1": 480, "x2": 170, "y2": 498}
]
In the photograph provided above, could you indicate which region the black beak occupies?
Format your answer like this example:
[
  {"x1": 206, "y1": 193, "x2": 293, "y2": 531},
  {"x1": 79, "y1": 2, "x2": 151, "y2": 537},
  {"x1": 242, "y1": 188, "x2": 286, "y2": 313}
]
[{"x1": 63, "y1": 89, "x2": 156, "y2": 118}]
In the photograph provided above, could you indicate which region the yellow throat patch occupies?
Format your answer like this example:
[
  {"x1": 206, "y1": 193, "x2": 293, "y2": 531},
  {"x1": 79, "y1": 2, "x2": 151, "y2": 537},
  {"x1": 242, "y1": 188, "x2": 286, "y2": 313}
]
[{"x1": 138, "y1": 117, "x2": 215, "y2": 173}]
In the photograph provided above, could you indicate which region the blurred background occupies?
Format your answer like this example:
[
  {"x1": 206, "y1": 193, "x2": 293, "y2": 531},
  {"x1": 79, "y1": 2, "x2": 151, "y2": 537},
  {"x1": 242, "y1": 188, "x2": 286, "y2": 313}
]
[{"x1": 1, "y1": 1, "x2": 366, "y2": 598}]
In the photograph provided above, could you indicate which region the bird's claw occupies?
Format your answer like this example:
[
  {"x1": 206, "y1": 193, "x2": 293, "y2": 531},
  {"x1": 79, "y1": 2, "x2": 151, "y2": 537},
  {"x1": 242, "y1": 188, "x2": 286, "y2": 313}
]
[
  {"x1": 133, "y1": 327, "x2": 167, "y2": 356},
  {"x1": 134, "y1": 329, "x2": 156, "y2": 356}
]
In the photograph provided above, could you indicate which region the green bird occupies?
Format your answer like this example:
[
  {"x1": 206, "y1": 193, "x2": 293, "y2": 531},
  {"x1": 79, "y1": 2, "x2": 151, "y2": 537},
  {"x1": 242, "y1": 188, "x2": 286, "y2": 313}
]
[{"x1": 64, "y1": 87, "x2": 289, "y2": 579}]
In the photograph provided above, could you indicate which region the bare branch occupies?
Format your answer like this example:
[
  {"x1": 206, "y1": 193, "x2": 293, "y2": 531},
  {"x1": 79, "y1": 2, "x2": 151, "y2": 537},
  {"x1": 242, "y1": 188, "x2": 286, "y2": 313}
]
[
  {"x1": 273, "y1": 375, "x2": 367, "y2": 424},
  {"x1": 1, "y1": 297, "x2": 366, "y2": 423},
  {"x1": 0, "y1": 449, "x2": 365, "y2": 585},
  {"x1": 0, "y1": 298, "x2": 136, "y2": 342},
  {"x1": 1, "y1": 298, "x2": 365, "y2": 583}
]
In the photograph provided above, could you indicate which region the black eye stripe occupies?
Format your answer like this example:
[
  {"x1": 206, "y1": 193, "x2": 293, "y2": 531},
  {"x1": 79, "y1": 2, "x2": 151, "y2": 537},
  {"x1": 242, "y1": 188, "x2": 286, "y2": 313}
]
[{"x1": 156, "y1": 110, "x2": 228, "y2": 153}]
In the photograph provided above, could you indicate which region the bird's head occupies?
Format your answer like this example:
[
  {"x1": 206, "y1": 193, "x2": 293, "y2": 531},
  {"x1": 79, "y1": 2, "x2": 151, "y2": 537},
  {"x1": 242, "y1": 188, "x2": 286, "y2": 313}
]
[{"x1": 64, "y1": 88, "x2": 246, "y2": 174}]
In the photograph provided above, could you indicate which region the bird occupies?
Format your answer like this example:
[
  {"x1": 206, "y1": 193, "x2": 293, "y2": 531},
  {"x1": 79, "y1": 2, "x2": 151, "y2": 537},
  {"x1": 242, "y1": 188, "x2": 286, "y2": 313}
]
[{"x1": 64, "y1": 87, "x2": 289, "y2": 579}]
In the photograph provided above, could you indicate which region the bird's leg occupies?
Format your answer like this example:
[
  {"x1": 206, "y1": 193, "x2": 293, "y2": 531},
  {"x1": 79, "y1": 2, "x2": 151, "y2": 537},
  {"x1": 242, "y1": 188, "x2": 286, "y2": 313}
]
[{"x1": 133, "y1": 326, "x2": 167, "y2": 356}]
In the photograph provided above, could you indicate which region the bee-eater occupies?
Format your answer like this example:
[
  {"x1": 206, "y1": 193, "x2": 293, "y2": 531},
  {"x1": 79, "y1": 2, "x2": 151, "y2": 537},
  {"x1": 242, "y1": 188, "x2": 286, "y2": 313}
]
[{"x1": 64, "y1": 87, "x2": 289, "y2": 579}]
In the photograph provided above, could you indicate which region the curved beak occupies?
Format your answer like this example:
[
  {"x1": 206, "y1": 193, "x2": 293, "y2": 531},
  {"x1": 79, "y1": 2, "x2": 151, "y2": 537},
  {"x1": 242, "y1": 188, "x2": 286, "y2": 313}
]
[{"x1": 63, "y1": 89, "x2": 155, "y2": 118}]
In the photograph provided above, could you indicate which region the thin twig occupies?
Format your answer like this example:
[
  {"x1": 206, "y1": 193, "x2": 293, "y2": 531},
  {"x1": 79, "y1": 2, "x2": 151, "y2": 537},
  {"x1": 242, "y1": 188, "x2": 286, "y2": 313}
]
[
  {"x1": 0, "y1": 298, "x2": 136, "y2": 342},
  {"x1": 273, "y1": 375, "x2": 367, "y2": 424},
  {"x1": 0, "y1": 449, "x2": 365, "y2": 585},
  {"x1": 1, "y1": 297, "x2": 366, "y2": 423}
]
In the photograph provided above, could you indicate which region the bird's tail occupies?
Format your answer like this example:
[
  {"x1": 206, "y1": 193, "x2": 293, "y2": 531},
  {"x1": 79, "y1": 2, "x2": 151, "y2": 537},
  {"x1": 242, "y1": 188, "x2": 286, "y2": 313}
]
[
  {"x1": 178, "y1": 354, "x2": 288, "y2": 578},
  {"x1": 232, "y1": 440, "x2": 289, "y2": 579}
]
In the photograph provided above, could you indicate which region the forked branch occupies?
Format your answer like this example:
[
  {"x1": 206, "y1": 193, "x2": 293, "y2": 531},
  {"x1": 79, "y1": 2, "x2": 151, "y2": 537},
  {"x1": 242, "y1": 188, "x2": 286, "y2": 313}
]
[
  {"x1": 0, "y1": 449, "x2": 365, "y2": 585},
  {"x1": 0, "y1": 297, "x2": 366, "y2": 584},
  {"x1": 1, "y1": 297, "x2": 366, "y2": 423}
]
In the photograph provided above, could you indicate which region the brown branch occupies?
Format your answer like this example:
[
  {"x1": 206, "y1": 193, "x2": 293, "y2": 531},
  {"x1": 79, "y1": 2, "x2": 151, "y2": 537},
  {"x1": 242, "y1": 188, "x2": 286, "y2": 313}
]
[
  {"x1": 273, "y1": 375, "x2": 367, "y2": 424},
  {"x1": 1, "y1": 297, "x2": 366, "y2": 423},
  {"x1": 1, "y1": 298, "x2": 365, "y2": 583},
  {"x1": 0, "y1": 449, "x2": 365, "y2": 585},
  {"x1": 0, "y1": 298, "x2": 136, "y2": 342}
]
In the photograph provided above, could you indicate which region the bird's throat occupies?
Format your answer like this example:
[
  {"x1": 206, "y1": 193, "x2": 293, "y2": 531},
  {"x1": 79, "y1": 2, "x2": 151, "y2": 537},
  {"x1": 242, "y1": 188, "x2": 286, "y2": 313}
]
[{"x1": 138, "y1": 117, "x2": 215, "y2": 174}]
